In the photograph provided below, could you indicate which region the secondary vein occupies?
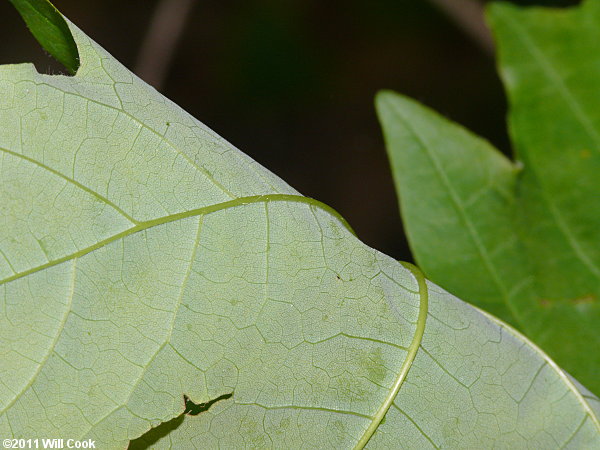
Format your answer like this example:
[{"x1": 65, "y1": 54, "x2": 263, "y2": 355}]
[
  {"x1": 0, "y1": 194, "x2": 355, "y2": 287},
  {"x1": 353, "y1": 261, "x2": 429, "y2": 449}
]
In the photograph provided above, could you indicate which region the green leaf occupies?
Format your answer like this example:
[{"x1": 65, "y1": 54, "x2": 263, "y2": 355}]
[
  {"x1": 1, "y1": 5, "x2": 599, "y2": 448},
  {"x1": 377, "y1": 0, "x2": 600, "y2": 397},
  {"x1": 488, "y1": 0, "x2": 600, "y2": 387},
  {"x1": 375, "y1": 92, "x2": 527, "y2": 327},
  {"x1": 8, "y1": 0, "x2": 79, "y2": 74}
]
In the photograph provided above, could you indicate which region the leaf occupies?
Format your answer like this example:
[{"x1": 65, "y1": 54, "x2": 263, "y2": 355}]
[
  {"x1": 375, "y1": 92, "x2": 527, "y2": 326},
  {"x1": 1, "y1": 4, "x2": 599, "y2": 448},
  {"x1": 488, "y1": 0, "x2": 600, "y2": 391},
  {"x1": 8, "y1": 0, "x2": 79, "y2": 74},
  {"x1": 377, "y1": 0, "x2": 600, "y2": 396}
]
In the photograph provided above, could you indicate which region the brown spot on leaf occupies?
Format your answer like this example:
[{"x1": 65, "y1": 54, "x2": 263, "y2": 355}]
[
  {"x1": 569, "y1": 294, "x2": 596, "y2": 305},
  {"x1": 537, "y1": 295, "x2": 597, "y2": 309},
  {"x1": 538, "y1": 298, "x2": 551, "y2": 308}
]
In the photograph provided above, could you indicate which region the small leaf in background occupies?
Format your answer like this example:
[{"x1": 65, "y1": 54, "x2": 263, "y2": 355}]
[
  {"x1": 8, "y1": 0, "x2": 79, "y2": 74},
  {"x1": 377, "y1": 0, "x2": 600, "y2": 396}
]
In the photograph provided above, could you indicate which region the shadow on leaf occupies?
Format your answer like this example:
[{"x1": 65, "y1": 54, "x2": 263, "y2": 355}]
[{"x1": 128, "y1": 393, "x2": 233, "y2": 449}]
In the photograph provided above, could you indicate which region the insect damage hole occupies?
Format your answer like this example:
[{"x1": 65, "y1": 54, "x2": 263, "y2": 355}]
[
  {"x1": 184, "y1": 392, "x2": 233, "y2": 415},
  {"x1": 128, "y1": 392, "x2": 234, "y2": 449}
]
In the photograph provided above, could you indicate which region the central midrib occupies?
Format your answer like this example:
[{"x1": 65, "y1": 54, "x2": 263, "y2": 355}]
[{"x1": 0, "y1": 194, "x2": 355, "y2": 286}]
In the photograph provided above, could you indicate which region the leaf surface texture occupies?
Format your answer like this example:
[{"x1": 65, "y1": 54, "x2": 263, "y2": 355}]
[{"x1": 0, "y1": 10, "x2": 599, "y2": 449}]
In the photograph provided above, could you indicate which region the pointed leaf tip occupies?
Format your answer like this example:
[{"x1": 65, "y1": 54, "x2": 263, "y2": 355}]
[{"x1": 8, "y1": 0, "x2": 80, "y2": 74}]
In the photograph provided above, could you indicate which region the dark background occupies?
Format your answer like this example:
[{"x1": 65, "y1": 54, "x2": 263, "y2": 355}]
[{"x1": 0, "y1": 0, "x2": 580, "y2": 261}]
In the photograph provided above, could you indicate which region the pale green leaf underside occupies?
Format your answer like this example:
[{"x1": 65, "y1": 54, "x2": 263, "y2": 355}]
[{"x1": 0, "y1": 19, "x2": 598, "y2": 449}]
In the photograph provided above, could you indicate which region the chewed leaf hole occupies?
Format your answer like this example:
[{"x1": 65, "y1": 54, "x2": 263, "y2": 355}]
[
  {"x1": 128, "y1": 392, "x2": 233, "y2": 449},
  {"x1": 184, "y1": 392, "x2": 233, "y2": 416},
  {"x1": 128, "y1": 414, "x2": 184, "y2": 450}
]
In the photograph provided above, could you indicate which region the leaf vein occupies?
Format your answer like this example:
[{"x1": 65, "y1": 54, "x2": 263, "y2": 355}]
[
  {"x1": 80, "y1": 216, "x2": 205, "y2": 439},
  {"x1": 0, "y1": 258, "x2": 77, "y2": 415},
  {"x1": 0, "y1": 194, "x2": 353, "y2": 287},
  {"x1": 0, "y1": 145, "x2": 138, "y2": 224},
  {"x1": 497, "y1": 12, "x2": 600, "y2": 280}
]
